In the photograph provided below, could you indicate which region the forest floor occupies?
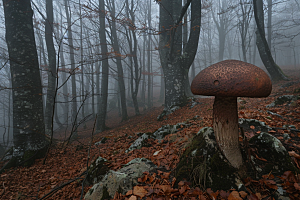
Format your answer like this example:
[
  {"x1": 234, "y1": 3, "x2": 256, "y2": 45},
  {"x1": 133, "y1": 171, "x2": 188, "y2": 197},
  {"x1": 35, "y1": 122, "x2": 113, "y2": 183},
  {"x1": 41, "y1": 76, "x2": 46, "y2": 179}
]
[{"x1": 1, "y1": 66, "x2": 300, "y2": 200}]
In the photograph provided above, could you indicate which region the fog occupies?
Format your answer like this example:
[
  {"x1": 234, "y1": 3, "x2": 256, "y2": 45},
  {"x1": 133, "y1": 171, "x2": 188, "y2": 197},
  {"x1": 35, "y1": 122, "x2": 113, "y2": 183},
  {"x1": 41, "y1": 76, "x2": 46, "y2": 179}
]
[{"x1": 0, "y1": 0, "x2": 300, "y2": 152}]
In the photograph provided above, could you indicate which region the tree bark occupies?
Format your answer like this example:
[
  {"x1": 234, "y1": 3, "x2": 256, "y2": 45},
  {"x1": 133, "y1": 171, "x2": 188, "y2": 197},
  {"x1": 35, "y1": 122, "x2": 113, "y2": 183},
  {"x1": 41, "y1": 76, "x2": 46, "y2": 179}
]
[
  {"x1": 123, "y1": 0, "x2": 141, "y2": 115},
  {"x1": 79, "y1": 0, "x2": 85, "y2": 121},
  {"x1": 267, "y1": 0, "x2": 272, "y2": 48},
  {"x1": 110, "y1": 0, "x2": 128, "y2": 120},
  {"x1": 253, "y1": 0, "x2": 288, "y2": 81},
  {"x1": 45, "y1": 0, "x2": 57, "y2": 136},
  {"x1": 147, "y1": 0, "x2": 153, "y2": 109},
  {"x1": 158, "y1": 0, "x2": 201, "y2": 119},
  {"x1": 2, "y1": 0, "x2": 48, "y2": 167},
  {"x1": 96, "y1": 0, "x2": 109, "y2": 132},
  {"x1": 64, "y1": 0, "x2": 78, "y2": 138}
]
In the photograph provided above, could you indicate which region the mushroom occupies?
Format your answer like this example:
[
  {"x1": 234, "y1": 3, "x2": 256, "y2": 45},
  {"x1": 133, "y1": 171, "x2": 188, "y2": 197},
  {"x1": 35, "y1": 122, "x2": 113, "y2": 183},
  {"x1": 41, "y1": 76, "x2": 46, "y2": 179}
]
[{"x1": 191, "y1": 60, "x2": 272, "y2": 169}]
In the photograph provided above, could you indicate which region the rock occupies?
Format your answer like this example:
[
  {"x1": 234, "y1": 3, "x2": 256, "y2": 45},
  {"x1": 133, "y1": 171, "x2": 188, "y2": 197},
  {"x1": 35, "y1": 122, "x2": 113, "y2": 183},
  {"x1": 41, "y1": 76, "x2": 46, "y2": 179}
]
[
  {"x1": 94, "y1": 137, "x2": 108, "y2": 145},
  {"x1": 175, "y1": 127, "x2": 244, "y2": 191},
  {"x1": 85, "y1": 156, "x2": 110, "y2": 186},
  {"x1": 239, "y1": 118, "x2": 271, "y2": 133},
  {"x1": 249, "y1": 132, "x2": 298, "y2": 177},
  {"x1": 294, "y1": 88, "x2": 300, "y2": 93},
  {"x1": 84, "y1": 158, "x2": 156, "y2": 200},
  {"x1": 152, "y1": 124, "x2": 177, "y2": 140},
  {"x1": 266, "y1": 95, "x2": 299, "y2": 108},
  {"x1": 280, "y1": 81, "x2": 298, "y2": 88},
  {"x1": 283, "y1": 133, "x2": 290, "y2": 140},
  {"x1": 126, "y1": 122, "x2": 188, "y2": 153},
  {"x1": 267, "y1": 110, "x2": 284, "y2": 119},
  {"x1": 125, "y1": 133, "x2": 151, "y2": 153},
  {"x1": 175, "y1": 126, "x2": 298, "y2": 192}
]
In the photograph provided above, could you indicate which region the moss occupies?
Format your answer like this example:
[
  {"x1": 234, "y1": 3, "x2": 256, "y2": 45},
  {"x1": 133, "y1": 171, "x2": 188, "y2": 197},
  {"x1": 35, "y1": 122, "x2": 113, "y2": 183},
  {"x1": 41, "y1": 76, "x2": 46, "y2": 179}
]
[
  {"x1": 175, "y1": 127, "x2": 244, "y2": 191},
  {"x1": 175, "y1": 132, "x2": 205, "y2": 186},
  {"x1": 22, "y1": 145, "x2": 48, "y2": 167},
  {"x1": 86, "y1": 158, "x2": 110, "y2": 186},
  {"x1": 249, "y1": 132, "x2": 299, "y2": 176},
  {"x1": 294, "y1": 88, "x2": 300, "y2": 93},
  {"x1": 175, "y1": 127, "x2": 240, "y2": 191},
  {"x1": 101, "y1": 186, "x2": 111, "y2": 200},
  {"x1": 209, "y1": 153, "x2": 238, "y2": 191},
  {"x1": 88, "y1": 188, "x2": 94, "y2": 195},
  {"x1": 117, "y1": 185, "x2": 123, "y2": 194},
  {"x1": 0, "y1": 145, "x2": 48, "y2": 174}
]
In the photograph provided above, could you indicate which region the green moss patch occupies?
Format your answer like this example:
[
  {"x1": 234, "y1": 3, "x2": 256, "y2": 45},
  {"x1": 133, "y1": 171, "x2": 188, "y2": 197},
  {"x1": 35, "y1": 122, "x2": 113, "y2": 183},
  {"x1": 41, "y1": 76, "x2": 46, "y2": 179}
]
[{"x1": 175, "y1": 127, "x2": 241, "y2": 191}]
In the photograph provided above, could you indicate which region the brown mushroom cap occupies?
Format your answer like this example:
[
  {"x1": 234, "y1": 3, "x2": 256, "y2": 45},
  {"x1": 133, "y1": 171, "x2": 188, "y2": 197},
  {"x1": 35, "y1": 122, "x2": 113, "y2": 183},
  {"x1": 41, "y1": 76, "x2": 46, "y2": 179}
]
[{"x1": 191, "y1": 60, "x2": 272, "y2": 97}]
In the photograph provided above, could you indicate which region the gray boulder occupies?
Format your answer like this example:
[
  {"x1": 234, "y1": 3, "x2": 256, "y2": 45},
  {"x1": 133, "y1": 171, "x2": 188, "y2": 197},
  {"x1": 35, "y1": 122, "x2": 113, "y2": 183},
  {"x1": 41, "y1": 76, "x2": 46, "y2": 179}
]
[
  {"x1": 84, "y1": 158, "x2": 156, "y2": 200},
  {"x1": 126, "y1": 122, "x2": 188, "y2": 153},
  {"x1": 249, "y1": 132, "x2": 298, "y2": 177},
  {"x1": 85, "y1": 156, "x2": 110, "y2": 186},
  {"x1": 239, "y1": 118, "x2": 271, "y2": 133},
  {"x1": 266, "y1": 95, "x2": 299, "y2": 108}
]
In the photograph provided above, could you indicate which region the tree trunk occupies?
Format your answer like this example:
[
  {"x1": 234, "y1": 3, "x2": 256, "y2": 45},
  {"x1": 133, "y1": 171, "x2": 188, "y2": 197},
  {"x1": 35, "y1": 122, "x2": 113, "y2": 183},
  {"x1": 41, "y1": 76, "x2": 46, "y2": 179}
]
[
  {"x1": 141, "y1": 32, "x2": 146, "y2": 109},
  {"x1": 253, "y1": 0, "x2": 288, "y2": 81},
  {"x1": 58, "y1": 5, "x2": 69, "y2": 124},
  {"x1": 79, "y1": 0, "x2": 85, "y2": 121},
  {"x1": 96, "y1": 0, "x2": 109, "y2": 132},
  {"x1": 2, "y1": 0, "x2": 48, "y2": 168},
  {"x1": 267, "y1": 0, "x2": 272, "y2": 48},
  {"x1": 159, "y1": 67, "x2": 165, "y2": 103},
  {"x1": 64, "y1": 0, "x2": 78, "y2": 138},
  {"x1": 147, "y1": 0, "x2": 153, "y2": 109},
  {"x1": 45, "y1": 0, "x2": 57, "y2": 136},
  {"x1": 110, "y1": 0, "x2": 128, "y2": 120},
  {"x1": 158, "y1": 0, "x2": 201, "y2": 119}
]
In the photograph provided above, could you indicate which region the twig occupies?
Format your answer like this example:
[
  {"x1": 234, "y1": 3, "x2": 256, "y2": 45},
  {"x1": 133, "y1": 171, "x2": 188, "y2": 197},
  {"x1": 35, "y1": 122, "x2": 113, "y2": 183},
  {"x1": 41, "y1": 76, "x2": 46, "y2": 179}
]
[{"x1": 38, "y1": 176, "x2": 84, "y2": 200}]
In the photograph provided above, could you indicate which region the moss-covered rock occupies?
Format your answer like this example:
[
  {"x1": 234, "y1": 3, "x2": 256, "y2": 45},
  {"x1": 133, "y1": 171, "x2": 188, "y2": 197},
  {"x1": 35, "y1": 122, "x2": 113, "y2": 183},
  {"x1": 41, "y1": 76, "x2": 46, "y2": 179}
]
[
  {"x1": 175, "y1": 126, "x2": 298, "y2": 192},
  {"x1": 266, "y1": 95, "x2": 299, "y2": 108},
  {"x1": 85, "y1": 156, "x2": 110, "y2": 186},
  {"x1": 175, "y1": 127, "x2": 243, "y2": 191},
  {"x1": 85, "y1": 158, "x2": 157, "y2": 200},
  {"x1": 0, "y1": 145, "x2": 49, "y2": 174},
  {"x1": 249, "y1": 132, "x2": 298, "y2": 177},
  {"x1": 125, "y1": 122, "x2": 189, "y2": 153}
]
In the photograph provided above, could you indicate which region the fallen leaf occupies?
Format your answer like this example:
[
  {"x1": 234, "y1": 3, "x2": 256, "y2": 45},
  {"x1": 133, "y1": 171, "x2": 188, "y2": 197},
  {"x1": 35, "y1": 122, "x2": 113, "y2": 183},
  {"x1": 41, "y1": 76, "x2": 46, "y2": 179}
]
[
  {"x1": 128, "y1": 195, "x2": 137, "y2": 200},
  {"x1": 289, "y1": 151, "x2": 300, "y2": 159},
  {"x1": 133, "y1": 186, "x2": 147, "y2": 198},
  {"x1": 239, "y1": 191, "x2": 248, "y2": 198},
  {"x1": 228, "y1": 191, "x2": 242, "y2": 200},
  {"x1": 294, "y1": 182, "x2": 300, "y2": 190}
]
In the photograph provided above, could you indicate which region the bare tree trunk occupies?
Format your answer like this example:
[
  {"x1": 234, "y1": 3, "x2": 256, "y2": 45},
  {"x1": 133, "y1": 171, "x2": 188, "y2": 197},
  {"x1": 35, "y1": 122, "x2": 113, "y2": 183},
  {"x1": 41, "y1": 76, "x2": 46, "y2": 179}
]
[
  {"x1": 124, "y1": 0, "x2": 141, "y2": 115},
  {"x1": 158, "y1": 0, "x2": 201, "y2": 119},
  {"x1": 96, "y1": 0, "x2": 109, "y2": 132},
  {"x1": 253, "y1": 0, "x2": 288, "y2": 81},
  {"x1": 141, "y1": 32, "x2": 146, "y2": 109},
  {"x1": 109, "y1": 0, "x2": 128, "y2": 120},
  {"x1": 267, "y1": 0, "x2": 272, "y2": 49},
  {"x1": 2, "y1": 0, "x2": 48, "y2": 168},
  {"x1": 45, "y1": 0, "x2": 57, "y2": 136},
  {"x1": 147, "y1": 0, "x2": 153, "y2": 109},
  {"x1": 57, "y1": 5, "x2": 69, "y2": 124},
  {"x1": 159, "y1": 67, "x2": 164, "y2": 103},
  {"x1": 64, "y1": 0, "x2": 78, "y2": 138},
  {"x1": 79, "y1": 0, "x2": 85, "y2": 122}
]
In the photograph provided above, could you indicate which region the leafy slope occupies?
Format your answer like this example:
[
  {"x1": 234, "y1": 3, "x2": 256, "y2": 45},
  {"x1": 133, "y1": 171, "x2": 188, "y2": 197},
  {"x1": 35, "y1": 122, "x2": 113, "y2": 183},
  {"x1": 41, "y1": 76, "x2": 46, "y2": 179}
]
[{"x1": 1, "y1": 68, "x2": 300, "y2": 199}]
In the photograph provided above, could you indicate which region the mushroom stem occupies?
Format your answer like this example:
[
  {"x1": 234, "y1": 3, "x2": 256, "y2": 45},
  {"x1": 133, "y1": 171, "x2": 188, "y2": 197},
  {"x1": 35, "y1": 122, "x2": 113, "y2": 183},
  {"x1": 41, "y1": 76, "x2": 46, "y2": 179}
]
[{"x1": 213, "y1": 96, "x2": 243, "y2": 169}]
